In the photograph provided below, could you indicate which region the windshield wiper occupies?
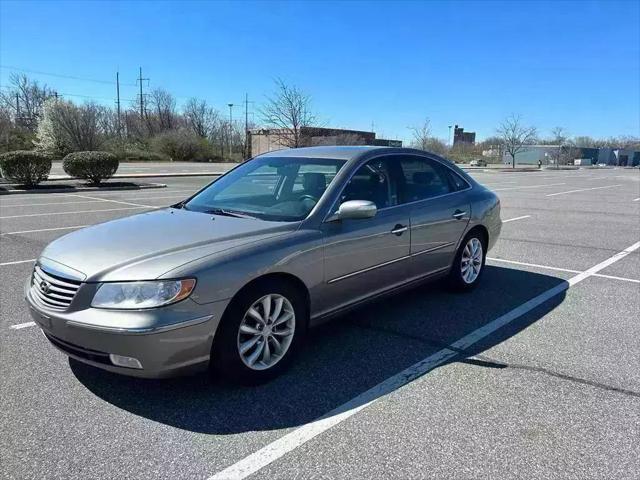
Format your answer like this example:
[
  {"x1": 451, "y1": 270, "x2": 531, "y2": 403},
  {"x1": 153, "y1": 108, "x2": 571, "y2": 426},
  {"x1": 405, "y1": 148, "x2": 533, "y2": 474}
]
[
  {"x1": 172, "y1": 200, "x2": 189, "y2": 210},
  {"x1": 205, "y1": 208, "x2": 258, "y2": 219}
]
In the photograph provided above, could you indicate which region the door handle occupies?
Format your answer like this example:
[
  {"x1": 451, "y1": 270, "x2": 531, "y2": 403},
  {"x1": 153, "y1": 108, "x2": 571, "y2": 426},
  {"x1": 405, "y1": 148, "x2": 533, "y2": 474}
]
[
  {"x1": 391, "y1": 224, "x2": 408, "y2": 236},
  {"x1": 452, "y1": 210, "x2": 466, "y2": 220}
]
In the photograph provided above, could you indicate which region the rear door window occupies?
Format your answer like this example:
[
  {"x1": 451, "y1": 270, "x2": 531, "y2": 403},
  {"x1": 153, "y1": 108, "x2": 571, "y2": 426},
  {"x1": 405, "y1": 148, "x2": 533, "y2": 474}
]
[{"x1": 446, "y1": 169, "x2": 471, "y2": 191}]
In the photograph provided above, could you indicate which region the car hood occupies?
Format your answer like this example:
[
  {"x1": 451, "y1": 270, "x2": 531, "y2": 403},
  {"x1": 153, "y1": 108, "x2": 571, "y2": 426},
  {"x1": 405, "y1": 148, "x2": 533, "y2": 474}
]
[{"x1": 40, "y1": 208, "x2": 298, "y2": 281}]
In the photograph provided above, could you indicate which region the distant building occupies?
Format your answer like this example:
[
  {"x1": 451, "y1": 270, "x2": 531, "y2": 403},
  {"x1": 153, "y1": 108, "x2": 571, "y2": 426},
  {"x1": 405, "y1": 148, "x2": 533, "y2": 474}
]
[
  {"x1": 453, "y1": 125, "x2": 475, "y2": 145},
  {"x1": 372, "y1": 139, "x2": 403, "y2": 147},
  {"x1": 501, "y1": 145, "x2": 640, "y2": 166},
  {"x1": 249, "y1": 127, "x2": 402, "y2": 156}
]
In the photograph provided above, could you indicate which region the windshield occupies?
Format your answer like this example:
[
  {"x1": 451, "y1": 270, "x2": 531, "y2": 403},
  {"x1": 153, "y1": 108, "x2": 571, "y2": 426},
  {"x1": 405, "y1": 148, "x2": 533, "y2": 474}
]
[{"x1": 184, "y1": 156, "x2": 346, "y2": 221}]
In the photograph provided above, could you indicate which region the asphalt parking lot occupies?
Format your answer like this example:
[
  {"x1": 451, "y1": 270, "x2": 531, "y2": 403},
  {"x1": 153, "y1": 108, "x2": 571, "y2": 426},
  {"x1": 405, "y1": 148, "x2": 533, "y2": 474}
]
[{"x1": 1, "y1": 168, "x2": 639, "y2": 479}]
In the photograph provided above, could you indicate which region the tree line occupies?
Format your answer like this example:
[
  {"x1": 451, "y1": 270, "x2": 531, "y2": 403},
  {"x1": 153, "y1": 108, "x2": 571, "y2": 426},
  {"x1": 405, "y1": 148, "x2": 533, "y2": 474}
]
[
  {"x1": 410, "y1": 116, "x2": 639, "y2": 167},
  {"x1": 0, "y1": 73, "x2": 255, "y2": 161},
  {"x1": 1, "y1": 72, "x2": 638, "y2": 164}
]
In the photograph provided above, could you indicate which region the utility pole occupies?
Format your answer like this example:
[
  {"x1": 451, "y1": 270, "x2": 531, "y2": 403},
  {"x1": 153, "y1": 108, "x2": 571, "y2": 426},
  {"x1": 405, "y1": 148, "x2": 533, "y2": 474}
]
[
  {"x1": 448, "y1": 125, "x2": 453, "y2": 147},
  {"x1": 116, "y1": 71, "x2": 122, "y2": 138},
  {"x1": 137, "y1": 67, "x2": 149, "y2": 118},
  {"x1": 244, "y1": 93, "x2": 249, "y2": 159},
  {"x1": 228, "y1": 103, "x2": 234, "y2": 159}
]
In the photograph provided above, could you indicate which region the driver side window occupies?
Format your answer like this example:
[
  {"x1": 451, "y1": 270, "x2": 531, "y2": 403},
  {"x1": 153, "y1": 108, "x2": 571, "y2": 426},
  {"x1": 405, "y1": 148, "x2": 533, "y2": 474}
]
[{"x1": 340, "y1": 158, "x2": 397, "y2": 209}]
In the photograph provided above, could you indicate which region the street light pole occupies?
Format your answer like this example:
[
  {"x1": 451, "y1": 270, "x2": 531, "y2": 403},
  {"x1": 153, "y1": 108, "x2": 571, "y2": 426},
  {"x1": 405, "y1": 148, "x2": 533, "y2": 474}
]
[
  {"x1": 228, "y1": 103, "x2": 234, "y2": 159},
  {"x1": 448, "y1": 125, "x2": 452, "y2": 147}
]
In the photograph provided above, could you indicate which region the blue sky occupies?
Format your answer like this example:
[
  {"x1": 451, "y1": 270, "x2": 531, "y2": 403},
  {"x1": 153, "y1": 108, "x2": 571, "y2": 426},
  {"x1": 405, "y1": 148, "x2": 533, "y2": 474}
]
[{"x1": 1, "y1": 0, "x2": 638, "y2": 143}]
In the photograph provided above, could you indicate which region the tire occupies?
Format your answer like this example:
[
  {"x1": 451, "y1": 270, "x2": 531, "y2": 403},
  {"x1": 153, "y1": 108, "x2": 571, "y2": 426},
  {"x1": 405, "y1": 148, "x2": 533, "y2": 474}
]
[
  {"x1": 447, "y1": 230, "x2": 487, "y2": 292},
  {"x1": 211, "y1": 281, "x2": 307, "y2": 385}
]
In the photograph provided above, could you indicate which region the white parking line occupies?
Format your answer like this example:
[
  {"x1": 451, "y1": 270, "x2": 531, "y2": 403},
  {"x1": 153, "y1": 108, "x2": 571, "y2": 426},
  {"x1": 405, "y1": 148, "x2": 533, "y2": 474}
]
[
  {"x1": 0, "y1": 199, "x2": 109, "y2": 208},
  {"x1": 545, "y1": 184, "x2": 622, "y2": 197},
  {"x1": 0, "y1": 206, "x2": 148, "y2": 219},
  {"x1": 0, "y1": 259, "x2": 36, "y2": 266},
  {"x1": 502, "y1": 215, "x2": 531, "y2": 223},
  {"x1": 594, "y1": 273, "x2": 640, "y2": 284},
  {"x1": 481, "y1": 181, "x2": 518, "y2": 186},
  {"x1": 633, "y1": 198, "x2": 639, "y2": 202},
  {"x1": 67, "y1": 194, "x2": 154, "y2": 208},
  {"x1": 0, "y1": 188, "x2": 197, "y2": 204},
  {"x1": 488, "y1": 257, "x2": 640, "y2": 284},
  {"x1": 1, "y1": 225, "x2": 88, "y2": 236},
  {"x1": 492, "y1": 182, "x2": 566, "y2": 192},
  {"x1": 9, "y1": 322, "x2": 36, "y2": 330},
  {"x1": 208, "y1": 242, "x2": 640, "y2": 480},
  {"x1": 0, "y1": 193, "x2": 191, "y2": 209}
]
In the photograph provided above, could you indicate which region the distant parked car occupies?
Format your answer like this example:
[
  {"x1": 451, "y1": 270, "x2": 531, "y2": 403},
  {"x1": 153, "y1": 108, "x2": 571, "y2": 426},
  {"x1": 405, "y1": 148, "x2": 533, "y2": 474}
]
[
  {"x1": 469, "y1": 159, "x2": 487, "y2": 167},
  {"x1": 26, "y1": 146, "x2": 502, "y2": 383}
]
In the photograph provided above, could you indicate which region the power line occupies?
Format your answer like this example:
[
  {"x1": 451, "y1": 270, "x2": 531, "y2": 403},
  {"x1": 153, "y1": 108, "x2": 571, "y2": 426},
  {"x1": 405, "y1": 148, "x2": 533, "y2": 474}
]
[
  {"x1": 0, "y1": 65, "x2": 138, "y2": 87},
  {"x1": 0, "y1": 85, "x2": 133, "y2": 102},
  {"x1": 59, "y1": 92, "x2": 135, "y2": 102}
]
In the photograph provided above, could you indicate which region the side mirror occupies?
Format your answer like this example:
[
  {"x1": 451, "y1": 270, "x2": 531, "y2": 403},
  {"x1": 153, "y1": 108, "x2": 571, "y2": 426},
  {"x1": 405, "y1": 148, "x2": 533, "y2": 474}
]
[{"x1": 327, "y1": 200, "x2": 377, "y2": 222}]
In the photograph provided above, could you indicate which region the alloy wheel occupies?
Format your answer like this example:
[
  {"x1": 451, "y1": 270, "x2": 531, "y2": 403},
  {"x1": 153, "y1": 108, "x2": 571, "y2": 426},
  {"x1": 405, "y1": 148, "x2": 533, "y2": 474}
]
[
  {"x1": 237, "y1": 294, "x2": 296, "y2": 371},
  {"x1": 461, "y1": 237, "x2": 483, "y2": 284}
]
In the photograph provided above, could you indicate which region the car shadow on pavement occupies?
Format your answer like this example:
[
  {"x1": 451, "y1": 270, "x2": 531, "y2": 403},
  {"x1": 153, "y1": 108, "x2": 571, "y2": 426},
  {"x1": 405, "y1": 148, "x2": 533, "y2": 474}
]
[{"x1": 71, "y1": 265, "x2": 567, "y2": 434}]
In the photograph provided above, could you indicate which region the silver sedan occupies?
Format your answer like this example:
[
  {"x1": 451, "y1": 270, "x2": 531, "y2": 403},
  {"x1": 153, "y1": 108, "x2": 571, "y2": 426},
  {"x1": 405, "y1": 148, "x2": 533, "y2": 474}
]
[{"x1": 25, "y1": 146, "x2": 501, "y2": 383}]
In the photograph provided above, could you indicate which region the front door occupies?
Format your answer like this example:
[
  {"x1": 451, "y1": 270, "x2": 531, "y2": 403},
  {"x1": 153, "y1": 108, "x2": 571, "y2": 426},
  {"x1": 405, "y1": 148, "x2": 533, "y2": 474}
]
[{"x1": 319, "y1": 157, "x2": 411, "y2": 316}]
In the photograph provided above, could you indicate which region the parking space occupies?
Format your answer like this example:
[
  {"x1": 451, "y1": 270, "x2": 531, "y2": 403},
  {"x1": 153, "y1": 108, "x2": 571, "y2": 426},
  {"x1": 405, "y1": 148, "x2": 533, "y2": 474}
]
[{"x1": 1, "y1": 169, "x2": 639, "y2": 479}]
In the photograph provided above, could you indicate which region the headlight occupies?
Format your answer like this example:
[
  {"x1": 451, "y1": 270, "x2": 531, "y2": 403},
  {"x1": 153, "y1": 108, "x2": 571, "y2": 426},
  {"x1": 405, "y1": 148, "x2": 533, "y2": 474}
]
[{"x1": 91, "y1": 279, "x2": 196, "y2": 309}]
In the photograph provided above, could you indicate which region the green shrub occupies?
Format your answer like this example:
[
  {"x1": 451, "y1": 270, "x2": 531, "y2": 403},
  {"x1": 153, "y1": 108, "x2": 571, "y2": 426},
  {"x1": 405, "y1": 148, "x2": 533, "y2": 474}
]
[
  {"x1": 120, "y1": 149, "x2": 172, "y2": 162},
  {"x1": 0, "y1": 150, "x2": 52, "y2": 187},
  {"x1": 62, "y1": 151, "x2": 119, "y2": 185},
  {"x1": 150, "y1": 128, "x2": 209, "y2": 162}
]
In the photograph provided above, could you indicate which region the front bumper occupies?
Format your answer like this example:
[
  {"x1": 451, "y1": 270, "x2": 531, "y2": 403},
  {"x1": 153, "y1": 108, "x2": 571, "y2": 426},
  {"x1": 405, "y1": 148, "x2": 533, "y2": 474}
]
[{"x1": 25, "y1": 282, "x2": 230, "y2": 379}]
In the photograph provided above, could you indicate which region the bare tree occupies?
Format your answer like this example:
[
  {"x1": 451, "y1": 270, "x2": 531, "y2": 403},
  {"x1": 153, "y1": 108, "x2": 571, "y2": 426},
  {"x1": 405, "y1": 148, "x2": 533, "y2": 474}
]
[
  {"x1": 573, "y1": 136, "x2": 600, "y2": 148},
  {"x1": 0, "y1": 74, "x2": 54, "y2": 131},
  {"x1": 408, "y1": 118, "x2": 432, "y2": 151},
  {"x1": 183, "y1": 98, "x2": 220, "y2": 138},
  {"x1": 496, "y1": 114, "x2": 537, "y2": 168},
  {"x1": 147, "y1": 88, "x2": 178, "y2": 133},
  {"x1": 423, "y1": 137, "x2": 449, "y2": 156},
  {"x1": 260, "y1": 79, "x2": 317, "y2": 148},
  {"x1": 408, "y1": 118, "x2": 449, "y2": 156}
]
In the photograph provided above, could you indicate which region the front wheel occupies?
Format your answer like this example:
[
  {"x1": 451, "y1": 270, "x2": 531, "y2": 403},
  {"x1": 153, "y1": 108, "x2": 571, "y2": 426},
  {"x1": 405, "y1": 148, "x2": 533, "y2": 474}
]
[
  {"x1": 211, "y1": 282, "x2": 306, "y2": 384},
  {"x1": 448, "y1": 232, "x2": 486, "y2": 291}
]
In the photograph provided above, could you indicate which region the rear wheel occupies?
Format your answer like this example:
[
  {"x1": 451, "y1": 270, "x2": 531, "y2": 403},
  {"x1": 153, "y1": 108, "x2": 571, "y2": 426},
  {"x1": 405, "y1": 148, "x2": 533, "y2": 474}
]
[
  {"x1": 448, "y1": 231, "x2": 486, "y2": 291},
  {"x1": 212, "y1": 282, "x2": 306, "y2": 384}
]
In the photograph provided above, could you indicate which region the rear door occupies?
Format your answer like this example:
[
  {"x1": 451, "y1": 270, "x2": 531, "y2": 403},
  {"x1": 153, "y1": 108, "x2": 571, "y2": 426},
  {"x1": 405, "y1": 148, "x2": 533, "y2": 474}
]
[{"x1": 397, "y1": 156, "x2": 471, "y2": 278}]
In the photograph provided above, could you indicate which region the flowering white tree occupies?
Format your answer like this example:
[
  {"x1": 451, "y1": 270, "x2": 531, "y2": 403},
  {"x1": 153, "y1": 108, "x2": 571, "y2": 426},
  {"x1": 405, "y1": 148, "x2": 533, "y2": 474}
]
[{"x1": 35, "y1": 99, "x2": 107, "y2": 155}]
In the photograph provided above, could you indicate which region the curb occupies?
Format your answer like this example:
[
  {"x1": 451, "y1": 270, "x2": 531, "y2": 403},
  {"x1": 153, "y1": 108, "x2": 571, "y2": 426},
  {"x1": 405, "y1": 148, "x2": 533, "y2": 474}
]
[
  {"x1": 46, "y1": 172, "x2": 226, "y2": 181},
  {"x1": 462, "y1": 167, "x2": 542, "y2": 173},
  {"x1": 0, "y1": 182, "x2": 167, "y2": 195}
]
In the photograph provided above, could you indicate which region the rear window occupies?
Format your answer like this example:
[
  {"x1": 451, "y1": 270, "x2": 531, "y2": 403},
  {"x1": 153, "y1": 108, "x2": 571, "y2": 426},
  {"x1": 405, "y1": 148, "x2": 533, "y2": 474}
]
[{"x1": 446, "y1": 169, "x2": 471, "y2": 191}]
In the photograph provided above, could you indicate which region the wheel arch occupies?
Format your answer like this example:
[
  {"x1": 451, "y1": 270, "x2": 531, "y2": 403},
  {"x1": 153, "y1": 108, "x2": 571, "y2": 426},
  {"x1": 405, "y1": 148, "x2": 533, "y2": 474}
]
[
  {"x1": 224, "y1": 272, "x2": 311, "y2": 325},
  {"x1": 465, "y1": 224, "x2": 489, "y2": 249}
]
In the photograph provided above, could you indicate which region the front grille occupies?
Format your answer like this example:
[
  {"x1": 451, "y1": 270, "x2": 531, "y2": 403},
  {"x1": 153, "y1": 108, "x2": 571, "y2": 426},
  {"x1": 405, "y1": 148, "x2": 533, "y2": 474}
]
[{"x1": 31, "y1": 265, "x2": 82, "y2": 310}]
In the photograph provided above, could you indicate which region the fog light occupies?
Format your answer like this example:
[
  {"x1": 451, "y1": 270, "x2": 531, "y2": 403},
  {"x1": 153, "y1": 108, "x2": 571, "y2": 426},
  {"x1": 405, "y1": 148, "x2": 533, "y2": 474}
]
[{"x1": 109, "y1": 354, "x2": 143, "y2": 369}]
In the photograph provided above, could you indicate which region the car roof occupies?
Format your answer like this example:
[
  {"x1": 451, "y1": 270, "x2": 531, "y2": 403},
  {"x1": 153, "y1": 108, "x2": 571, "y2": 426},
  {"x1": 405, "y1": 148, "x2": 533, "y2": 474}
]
[
  {"x1": 257, "y1": 146, "x2": 383, "y2": 160},
  {"x1": 257, "y1": 146, "x2": 463, "y2": 162},
  {"x1": 255, "y1": 146, "x2": 477, "y2": 185}
]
